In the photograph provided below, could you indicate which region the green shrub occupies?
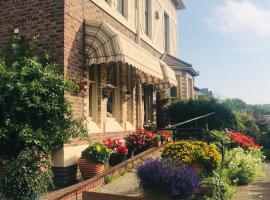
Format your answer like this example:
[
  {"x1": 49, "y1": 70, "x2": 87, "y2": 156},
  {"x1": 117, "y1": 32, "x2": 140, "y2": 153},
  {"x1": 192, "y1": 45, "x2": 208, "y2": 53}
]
[
  {"x1": 0, "y1": 36, "x2": 87, "y2": 157},
  {"x1": 201, "y1": 167, "x2": 235, "y2": 200},
  {"x1": 223, "y1": 147, "x2": 264, "y2": 185},
  {"x1": 81, "y1": 143, "x2": 111, "y2": 164},
  {"x1": 162, "y1": 141, "x2": 222, "y2": 171},
  {"x1": 0, "y1": 148, "x2": 53, "y2": 200},
  {"x1": 165, "y1": 97, "x2": 237, "y2": 130},
  {"x1": 153, "y1": 135, "x2": 161, "y2": 143},
  {"x1": 210, "y1": 130, "x2": 231, "y2": 144}
]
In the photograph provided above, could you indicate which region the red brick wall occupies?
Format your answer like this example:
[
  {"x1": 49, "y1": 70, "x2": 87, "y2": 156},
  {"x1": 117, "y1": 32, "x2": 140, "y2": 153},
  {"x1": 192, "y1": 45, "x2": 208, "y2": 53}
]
[
  {"x1": 0, "y1": 0, "x2": 163, "y2": 123},
  {"x1": 0, "y1": 0, "x2": 65, "y2": 67},
  {"x1": 63, "y1": 0, "x2": 162, "y2": 120}
]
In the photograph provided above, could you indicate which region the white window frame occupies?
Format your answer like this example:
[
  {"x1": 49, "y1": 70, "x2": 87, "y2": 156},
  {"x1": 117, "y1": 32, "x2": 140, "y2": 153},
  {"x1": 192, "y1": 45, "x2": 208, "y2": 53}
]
[
  {"x1": 106, "y1": 63, "x2": 120, "y2": 120},
  {"x1": 89, "y1": 65, "x2": 98, "y2": 121}
]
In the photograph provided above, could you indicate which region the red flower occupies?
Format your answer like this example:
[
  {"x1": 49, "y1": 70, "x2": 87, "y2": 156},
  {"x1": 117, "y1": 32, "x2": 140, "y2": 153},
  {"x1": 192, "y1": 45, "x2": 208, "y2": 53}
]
[
  {"x1": 227, "y1": 131, "x2": 261, "y2": 148},
  {"x1": 116, "y1": 145, "x2": 128, "y2": 155}
]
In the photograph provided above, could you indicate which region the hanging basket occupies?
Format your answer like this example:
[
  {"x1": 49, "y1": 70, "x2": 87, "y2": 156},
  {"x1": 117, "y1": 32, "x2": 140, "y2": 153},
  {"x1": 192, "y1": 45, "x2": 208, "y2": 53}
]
[
  {"x1": 78, "y1": 158, "x2": 105, "y2": 180},
  {"x1": 102, "y1": 84, "x2": 114, "y2": 98}
]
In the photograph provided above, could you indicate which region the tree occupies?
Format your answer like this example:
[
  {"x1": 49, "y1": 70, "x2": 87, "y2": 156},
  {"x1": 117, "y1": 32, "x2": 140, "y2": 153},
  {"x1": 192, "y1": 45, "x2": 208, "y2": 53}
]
[
  {"x1": 0, "y1": 36, "x2": 87, "y2": 157},
  {"x1": 165, "y1": 97, "x2": 237, "y2": 130}
]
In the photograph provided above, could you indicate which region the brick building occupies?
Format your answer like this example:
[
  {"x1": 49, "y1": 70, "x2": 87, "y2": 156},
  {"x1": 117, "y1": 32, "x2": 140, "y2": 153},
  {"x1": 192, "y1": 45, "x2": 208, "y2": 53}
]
[
  {"x1": 163, "y1": 54, "x2": 199, "y2": 101},
  {"x1": 0, "y1": 0, "x2": 185, "y2": 186}
]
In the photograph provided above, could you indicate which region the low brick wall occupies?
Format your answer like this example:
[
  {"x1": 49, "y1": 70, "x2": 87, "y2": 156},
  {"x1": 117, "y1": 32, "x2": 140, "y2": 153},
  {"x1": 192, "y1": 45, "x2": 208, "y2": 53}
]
[
  {"x1": 82, "y1": 192, "x2": 155, "y2": 200},
  {"x1": 41, "y1": 145, "x2": 164, "y2": 200}
]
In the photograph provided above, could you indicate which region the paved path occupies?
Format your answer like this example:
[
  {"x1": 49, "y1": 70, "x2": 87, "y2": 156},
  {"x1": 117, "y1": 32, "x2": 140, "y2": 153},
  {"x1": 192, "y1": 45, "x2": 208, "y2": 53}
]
[
  {"x1": 95, "y1": 150, "x2": 162, "y2": 197},
  {"x1": 95, "y1": 170, "x2": 142, "y2": 197},
  {"x1": 96, "y1": 158, "x2": 270, "y2": 200},
  {"x1": 234, "y1": 162, "x2": 270, "y2": 200}
]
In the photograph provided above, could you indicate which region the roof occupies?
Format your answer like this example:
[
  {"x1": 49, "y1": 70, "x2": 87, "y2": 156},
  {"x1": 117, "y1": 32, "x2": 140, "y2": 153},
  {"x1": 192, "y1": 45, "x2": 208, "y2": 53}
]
[
  {"x1": 194, "y1": 86, "x2": 200, "y2": 91},
  {"x1": 174, "y1": 0, "x2": 186, "y2": 10},
  {"x1": 162, "y1": 54, "x2": 199, "y2": 77}
]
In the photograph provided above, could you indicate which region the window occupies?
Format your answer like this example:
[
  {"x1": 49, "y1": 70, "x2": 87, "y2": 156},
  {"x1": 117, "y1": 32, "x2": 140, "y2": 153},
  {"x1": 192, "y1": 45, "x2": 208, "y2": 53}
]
[
  {"x1": 107, "y1": 64, "x2": 118, "y2": 117},
  {"x1": 164, "y1": 13, "x2": 170, "y2": 52},
  {"x1": 188, "y1": 78, "x2": 193, "y2": 99},
  {"x1": 170, "y1": 87, "x2": 177, "y2": 98},
  {"x1": 117, "y1": 0, "x2": 124, "y2": 15},
  {"x1": 144, "y1": 0, "x2": 149, "y2": 36},
  {"x1": 143, "y1": 85, "x2": 153, "y2": 123},
  {"x1": 89, "y1": 65, "x2": 98, "y2": 119}
]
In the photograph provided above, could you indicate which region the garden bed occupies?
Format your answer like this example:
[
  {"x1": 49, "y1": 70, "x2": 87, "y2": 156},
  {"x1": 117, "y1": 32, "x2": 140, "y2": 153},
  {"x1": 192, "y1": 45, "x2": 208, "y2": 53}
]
[{"x1": 41, "y1": 145, "x2": 164, "y2": 200}]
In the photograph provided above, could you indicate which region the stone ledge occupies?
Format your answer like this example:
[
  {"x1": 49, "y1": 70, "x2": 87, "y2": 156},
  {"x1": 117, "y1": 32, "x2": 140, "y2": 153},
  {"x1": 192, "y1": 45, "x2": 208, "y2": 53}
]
[{"x1": 41, "y1": 144, "x2": 165, "y2": 200}]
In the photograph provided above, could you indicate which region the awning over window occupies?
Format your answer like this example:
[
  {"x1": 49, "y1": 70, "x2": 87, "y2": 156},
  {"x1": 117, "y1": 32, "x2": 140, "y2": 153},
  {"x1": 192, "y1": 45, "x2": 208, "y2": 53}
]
[
  {"x1": 160, "y1": 60, "x2": 177, "y2": 86},
  {"x1": 85, "y1": 20, "x2": 164, "y2": 80}
]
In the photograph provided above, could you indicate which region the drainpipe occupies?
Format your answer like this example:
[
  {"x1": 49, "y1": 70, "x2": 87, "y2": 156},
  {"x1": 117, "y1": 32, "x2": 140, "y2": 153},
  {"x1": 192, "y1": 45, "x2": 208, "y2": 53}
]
[{"x1": 135, "y1": 0, "x2": 141, "y2": 44}]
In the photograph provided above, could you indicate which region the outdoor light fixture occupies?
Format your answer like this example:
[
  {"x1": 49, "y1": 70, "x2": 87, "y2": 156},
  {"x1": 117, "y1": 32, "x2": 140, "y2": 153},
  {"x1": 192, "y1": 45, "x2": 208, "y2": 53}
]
[
  {"x1": 14, "y1": 28, "x2": 20, "y2": 34},
  {"x1": 102, "y1": 84, "x2": 115, "y2": 98}
]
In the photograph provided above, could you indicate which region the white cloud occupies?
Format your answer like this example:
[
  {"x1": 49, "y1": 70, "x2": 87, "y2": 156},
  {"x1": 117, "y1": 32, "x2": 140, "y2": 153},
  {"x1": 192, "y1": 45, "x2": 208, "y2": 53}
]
[{"x1": 207, "y1": 0, "x2": 270, "y2": 38}]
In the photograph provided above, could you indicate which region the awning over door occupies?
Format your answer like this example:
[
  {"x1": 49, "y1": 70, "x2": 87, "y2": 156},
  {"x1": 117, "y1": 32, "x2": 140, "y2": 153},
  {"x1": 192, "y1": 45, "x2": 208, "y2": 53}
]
[{"x1": 85, "y1": 20, "x2": 164, "y2": 80}]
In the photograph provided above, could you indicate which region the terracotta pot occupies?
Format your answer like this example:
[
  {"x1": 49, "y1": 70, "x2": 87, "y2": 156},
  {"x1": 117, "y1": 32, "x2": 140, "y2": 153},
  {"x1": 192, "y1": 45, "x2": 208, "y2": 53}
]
[
  {"x1": 78, "y1": 158, "x2": 104, "y2": 180},
  {"x1": 167, "y1": 137, "x2": 173, "y2": 143},
  {"x1": 190, "y1": 163, "x2": 204, "y2": 176},
  {"x1": 199, "y1": 184, "x2": 214, "y2": 195}
]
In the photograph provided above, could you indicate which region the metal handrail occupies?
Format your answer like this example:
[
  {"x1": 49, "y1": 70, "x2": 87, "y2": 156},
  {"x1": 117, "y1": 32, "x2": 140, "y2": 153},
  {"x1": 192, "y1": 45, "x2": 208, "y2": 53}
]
[{"x1": 164, "y1": 112, "x2": 215, "y2": 129}]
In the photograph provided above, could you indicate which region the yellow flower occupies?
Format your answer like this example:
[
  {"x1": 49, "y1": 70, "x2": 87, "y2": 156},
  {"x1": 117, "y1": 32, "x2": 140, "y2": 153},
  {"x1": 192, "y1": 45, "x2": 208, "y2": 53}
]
[{"x1": 96, "y1": 145, "x2": 101, "y2": 152}]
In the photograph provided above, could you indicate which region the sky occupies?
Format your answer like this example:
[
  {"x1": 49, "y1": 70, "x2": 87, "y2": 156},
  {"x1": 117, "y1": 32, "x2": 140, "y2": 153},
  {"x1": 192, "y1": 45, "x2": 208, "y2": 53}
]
[{"x1": 177, "y1": 0, "x2": 270, "y2": 104}]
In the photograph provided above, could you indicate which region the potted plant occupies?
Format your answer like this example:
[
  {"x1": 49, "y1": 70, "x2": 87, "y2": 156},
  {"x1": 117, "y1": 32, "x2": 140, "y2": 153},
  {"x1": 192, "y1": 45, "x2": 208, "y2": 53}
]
[
  {"x1": 102, "y1": 84, "x2": 114, "y2": 98},
  {"x1": 158, "y1": 130, "x2": 170, "y2": 144},
  {"x1": 109, "y1": 145, "x2": 128, "y2": 166},
  {"x1": 126, "y1": 130, "x2": 154, "y2": 156},
  {"x1": 103, "y1": 138, "x2": 128, "y2": 166},
  {"x1": 153, "y1": 135, "x2": 161, "y2": 147},
  {"x1": 78, "y1": 143, "x2": 111, "y2": 179}
]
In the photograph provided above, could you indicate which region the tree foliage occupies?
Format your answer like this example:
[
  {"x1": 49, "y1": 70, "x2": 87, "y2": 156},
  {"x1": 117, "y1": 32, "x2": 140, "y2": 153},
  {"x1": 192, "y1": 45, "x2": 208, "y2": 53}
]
[
  {"x1": 0, "y1": 36, "x2": 87, "y2": 157},
  {"x1": 166, "y1": 97, "x2": 237, "y2": 130},
  {"x1": 166, "y1": 97, "x2": 262, "y2": 136}
]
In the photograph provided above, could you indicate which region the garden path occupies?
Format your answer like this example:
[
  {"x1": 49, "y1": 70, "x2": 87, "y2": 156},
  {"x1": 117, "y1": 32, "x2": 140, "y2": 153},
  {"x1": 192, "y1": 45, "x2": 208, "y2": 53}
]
[
  {"x1": 95, "y1": 159, "x2": 270, "y2": 200},
  {"x1": 94, "y1": 150, "x2": 162, "y2": 197},
  {"x1": 234, "y1": 162, "x2": 270, "y2": 200}
]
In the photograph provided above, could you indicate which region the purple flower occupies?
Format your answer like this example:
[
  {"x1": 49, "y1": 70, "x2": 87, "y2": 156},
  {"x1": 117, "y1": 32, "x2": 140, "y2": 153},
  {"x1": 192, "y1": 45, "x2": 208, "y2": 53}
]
[{"x1": 137, "y1": 159, "x2": 200, "y2": 199}]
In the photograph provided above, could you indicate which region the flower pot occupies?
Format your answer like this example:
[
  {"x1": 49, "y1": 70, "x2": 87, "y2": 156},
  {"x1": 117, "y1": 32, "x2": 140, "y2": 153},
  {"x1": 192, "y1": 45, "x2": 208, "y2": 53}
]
[
  {"x1": 78, "y1": 158, "x2": 104, "y2": 180},
  {"x1": 127, "y1": 150, "x2": 134, "y2": 158},
  {"x1": 167, "y1": 137, "x2": 173, "y2": 143},
  {"x1": 109, "y1": 154, "x2": 126, "y2": 166},
  {"x1": 199, "y1": 184, "x2": 214, "y2": 195},
  {"x1": 154, "y1": 141, "x2": 161, "y2": 147},
  {"x1": 190, "y1": 163, "x2": 204, "y2": 176},
  {"x1": 143, "y1": 189, "x2": 171, "y2": 200}
]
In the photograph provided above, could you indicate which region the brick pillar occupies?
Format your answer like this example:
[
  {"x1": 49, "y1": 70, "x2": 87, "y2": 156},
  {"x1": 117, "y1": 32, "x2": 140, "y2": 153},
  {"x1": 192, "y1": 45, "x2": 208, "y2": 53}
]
[
  {"x1": 98, "y1": 64, "x2": 107, "y2": 131},
  {"x1": 120, "y1": 64, "x2": 127, "y2": 127}
]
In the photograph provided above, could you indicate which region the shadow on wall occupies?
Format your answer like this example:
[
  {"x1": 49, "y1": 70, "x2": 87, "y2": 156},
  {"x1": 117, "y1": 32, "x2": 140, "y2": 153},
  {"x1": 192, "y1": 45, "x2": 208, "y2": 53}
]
[{"x1": 66, "y1": 21, "x2": 85, "y2": 119}]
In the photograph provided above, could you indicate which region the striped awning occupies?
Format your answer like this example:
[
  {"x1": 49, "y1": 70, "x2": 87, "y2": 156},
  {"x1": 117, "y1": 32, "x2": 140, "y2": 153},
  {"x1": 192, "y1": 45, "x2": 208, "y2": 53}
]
[
  {"x1": 160, "y1": 60, "x2": 177, "y2": 86},
  {"x1": 85, "y1": 20, "x2": 165, "y2": 81}
]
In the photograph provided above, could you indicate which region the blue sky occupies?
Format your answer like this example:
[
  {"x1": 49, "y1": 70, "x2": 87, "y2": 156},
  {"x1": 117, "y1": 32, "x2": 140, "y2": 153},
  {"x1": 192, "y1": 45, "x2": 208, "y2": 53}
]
[{"x1": 178, "y1": 0, "x2": 270, "y2": 104}]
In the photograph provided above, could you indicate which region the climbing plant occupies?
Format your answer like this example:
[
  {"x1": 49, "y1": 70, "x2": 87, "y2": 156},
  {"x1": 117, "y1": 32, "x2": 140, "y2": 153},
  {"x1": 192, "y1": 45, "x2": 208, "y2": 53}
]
[{"x1": 0, "y1": 35, "x2": 87, "y2": 157}]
